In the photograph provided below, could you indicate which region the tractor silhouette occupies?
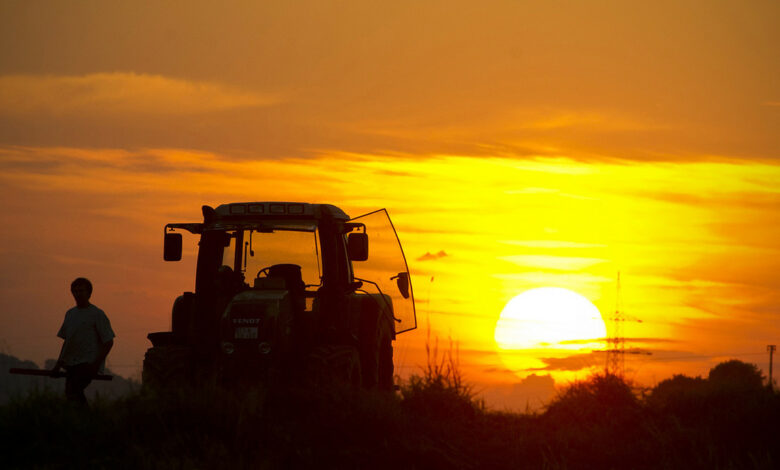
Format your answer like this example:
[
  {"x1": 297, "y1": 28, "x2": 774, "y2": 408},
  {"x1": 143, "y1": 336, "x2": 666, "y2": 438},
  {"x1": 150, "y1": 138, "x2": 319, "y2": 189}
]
[{"x1": 143, "y1": 202, "x2": 416, "y2": 391}]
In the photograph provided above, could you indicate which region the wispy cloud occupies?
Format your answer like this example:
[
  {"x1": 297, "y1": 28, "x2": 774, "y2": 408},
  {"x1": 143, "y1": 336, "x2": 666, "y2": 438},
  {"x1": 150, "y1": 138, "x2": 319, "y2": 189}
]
[
  {"x1": 527, "y1": 351, "x2": 605, "y2": 372},
  {"x1": 499, "y1": 240, "x2": 607, "y2": 249},
  {"x1": 416, "y1": 250, "x2": 449, "y2": 261},
  {"x1": 518, "y1": 111, "x2": 666, "y2": 132},
  {"x1": 552, "y1": 337, "x2": 680, "y2": 347},
  {"x1": 500, "y1": 254, "x2": 607, "y2": 271},
  {"x1": 633, "y1": 190, "x2": 780, "y2": 212},
  {"x1": 0, "y1": 73, "x2": 282, "y2": 117}
]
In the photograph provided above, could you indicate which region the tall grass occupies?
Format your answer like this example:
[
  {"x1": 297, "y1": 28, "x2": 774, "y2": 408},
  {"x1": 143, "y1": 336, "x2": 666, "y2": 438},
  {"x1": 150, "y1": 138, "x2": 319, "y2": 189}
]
[
  {"x1": 400, "y1": 329, "x2": 482, "y2": 423},
  {"x1": 1, "y1": 356, "x2": 778, "y2": 469}
]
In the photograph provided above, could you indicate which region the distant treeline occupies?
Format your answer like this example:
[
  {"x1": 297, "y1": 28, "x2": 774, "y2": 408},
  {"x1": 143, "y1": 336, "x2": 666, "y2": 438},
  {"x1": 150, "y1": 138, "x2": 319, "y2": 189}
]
[
  {"x1": 0, "y1": 353, "x2": 139, "y2": 404},
  {"x1": 1, "y1": 356, "x2": 778, "y2": 469}
]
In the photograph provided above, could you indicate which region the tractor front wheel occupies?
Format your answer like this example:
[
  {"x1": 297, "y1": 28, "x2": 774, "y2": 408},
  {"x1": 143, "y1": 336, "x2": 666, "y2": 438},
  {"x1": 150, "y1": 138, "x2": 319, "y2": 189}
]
[{"x1": 308, "y1": 344, "x2": 362, "y2": 390}]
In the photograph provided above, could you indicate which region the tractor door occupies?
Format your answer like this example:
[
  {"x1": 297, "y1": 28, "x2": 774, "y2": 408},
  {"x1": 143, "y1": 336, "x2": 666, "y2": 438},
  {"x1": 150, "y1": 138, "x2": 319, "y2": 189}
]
[{"x1": 349, "y1": 209, "x2": 417, "y2": 335}]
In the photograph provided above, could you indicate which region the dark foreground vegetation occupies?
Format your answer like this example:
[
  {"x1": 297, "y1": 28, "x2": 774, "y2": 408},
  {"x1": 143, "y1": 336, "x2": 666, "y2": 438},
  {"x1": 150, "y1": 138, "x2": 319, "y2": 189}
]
[{"x1": 2, "y1": 358, "x2": 779, "y2": 469}]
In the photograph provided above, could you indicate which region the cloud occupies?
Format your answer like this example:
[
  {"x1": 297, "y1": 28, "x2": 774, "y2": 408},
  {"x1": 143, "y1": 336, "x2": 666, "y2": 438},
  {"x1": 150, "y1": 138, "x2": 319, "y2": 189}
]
[
  {"x1": 526, "y1": 345, "x2": 705, "y2": 373},
  {"x1": 555, "y1": 337, "x2": 678, "y2": 346},
  {"x1": 416, "y1": 250, "x2": 449, "y2": 261},
  {"x1": 480, "y1": 373, "x2": 557, "y2": 412},
  {"x1": 625, "y1": 337, "x2": 680, "y2": 345},
  {"x1": 500, "y1": 254, "x2": 607, "y2": 271},
  {"x1": 556, "y1": 338, "x2": 608, "y2": 346},
  {"x1": 634, "y1": 189, "x2": 780, "y2": 212},
  {"x1": 527, "y1": 351, "x2": 606, "y2": 372},
  {"x1": 499, "y1": 240, "x2": 607, "y2": 249},
  {"x1": 0, "y1": 73, "x2": 282, "y2": 117},
  {"x1": 514, "y1": 373, "x2": 556, "y2": 399},
  {"x1": 519, "y1": 111, "x2": 665, "y2": 132}
]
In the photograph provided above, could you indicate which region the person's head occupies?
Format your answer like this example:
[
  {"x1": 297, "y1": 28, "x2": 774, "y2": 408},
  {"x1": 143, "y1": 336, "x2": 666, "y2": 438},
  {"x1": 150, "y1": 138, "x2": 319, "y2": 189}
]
[{"x1": 71, "y1": 277, "x2": 92, "y2": 307}]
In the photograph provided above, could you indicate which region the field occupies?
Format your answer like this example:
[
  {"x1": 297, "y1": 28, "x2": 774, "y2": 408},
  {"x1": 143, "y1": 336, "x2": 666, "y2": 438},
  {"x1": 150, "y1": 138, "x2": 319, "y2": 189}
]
[{"x1": 2, "y1": 354, "x2": 779, "y2": 469}]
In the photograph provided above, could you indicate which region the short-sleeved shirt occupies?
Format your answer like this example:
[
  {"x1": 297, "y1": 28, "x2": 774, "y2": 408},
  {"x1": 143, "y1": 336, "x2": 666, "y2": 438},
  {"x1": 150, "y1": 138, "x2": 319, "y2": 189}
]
[{"x1": 57, "y1": 304, "x2": 115, "y2": 370}]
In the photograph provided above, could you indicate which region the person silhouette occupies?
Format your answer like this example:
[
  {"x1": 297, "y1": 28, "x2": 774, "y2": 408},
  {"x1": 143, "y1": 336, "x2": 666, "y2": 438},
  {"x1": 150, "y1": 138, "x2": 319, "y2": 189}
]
[{"x1": 51, "y1": 278, "x2": 115, "y2": 405}]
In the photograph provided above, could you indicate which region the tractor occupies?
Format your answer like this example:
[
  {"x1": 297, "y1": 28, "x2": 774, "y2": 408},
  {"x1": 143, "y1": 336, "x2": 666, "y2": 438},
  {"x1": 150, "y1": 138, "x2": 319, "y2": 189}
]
[{"x1": 142, "y1": 202, "x2": 416, "y2": 391}]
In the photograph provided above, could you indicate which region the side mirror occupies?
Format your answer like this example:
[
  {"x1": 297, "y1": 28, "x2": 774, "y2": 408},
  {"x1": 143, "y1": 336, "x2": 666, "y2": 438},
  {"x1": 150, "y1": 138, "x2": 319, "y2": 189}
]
[
  {"x1": 347, "y1": 233, "x2": 368, "y2": 261},
  {"x1": 393, "y1": 272, "x2": 410, "y2": 299},
  {"x1": 164, "y1": 233, "x2": 182, "y2": 261}
]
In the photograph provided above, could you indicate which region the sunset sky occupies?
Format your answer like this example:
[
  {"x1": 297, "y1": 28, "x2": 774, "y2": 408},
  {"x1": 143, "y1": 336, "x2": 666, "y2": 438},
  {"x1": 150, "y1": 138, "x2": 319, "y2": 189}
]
[{"x1": 1, "y1": 1, "x2": 778, "y2": 410}]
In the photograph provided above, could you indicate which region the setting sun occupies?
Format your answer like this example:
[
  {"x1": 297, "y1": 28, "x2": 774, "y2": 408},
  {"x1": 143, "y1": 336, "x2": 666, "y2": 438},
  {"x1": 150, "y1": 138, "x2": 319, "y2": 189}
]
[{"x1": 494, "y1": 288, "x2": 607, "y2": 377}]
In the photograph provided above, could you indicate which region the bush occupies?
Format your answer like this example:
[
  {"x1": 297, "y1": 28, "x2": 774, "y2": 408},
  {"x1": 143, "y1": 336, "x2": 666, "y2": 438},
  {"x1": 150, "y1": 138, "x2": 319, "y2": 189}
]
[
  {"x1": 708, "y1": 359, "x2": 765, "y2": 392},
  {"x1": 646, "y1": 374, "x2": 709, "y2": 419},
  {"x1": 648, "y1": 360, "x2": 771, "y2": 421},
  {"x1": 645, "y1": 360, "x2": 779, "y2": 468},
  {"x1": 541, "y1": 374, "x2": 651, "y2": 469},
  {"x1": 545, "y1": 373, "x2": 641, "y2": 425}
]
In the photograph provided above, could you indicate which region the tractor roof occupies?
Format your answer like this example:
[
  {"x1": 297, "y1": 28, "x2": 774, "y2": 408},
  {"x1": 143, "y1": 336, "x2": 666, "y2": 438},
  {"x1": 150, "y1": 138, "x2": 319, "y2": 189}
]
[{"x1": 166, "y1": 202, "x2": 351, "y2": 234}]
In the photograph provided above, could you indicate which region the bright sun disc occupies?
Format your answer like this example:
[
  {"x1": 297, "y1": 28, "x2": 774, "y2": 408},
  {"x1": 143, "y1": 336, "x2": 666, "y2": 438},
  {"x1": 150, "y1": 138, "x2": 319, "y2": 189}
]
[{"x1": 495, "y1": 287, "x2": 606, "y2": 351}]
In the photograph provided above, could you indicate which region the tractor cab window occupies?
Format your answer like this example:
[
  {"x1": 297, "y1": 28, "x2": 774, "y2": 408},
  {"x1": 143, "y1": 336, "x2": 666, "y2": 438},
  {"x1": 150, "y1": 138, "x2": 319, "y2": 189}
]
[
  {"x1": 349, "y1": 209, "x2": 417, "y2": 334},
  {"x1": 221, "y1": 228, "x2": 322, "y2": 291}
]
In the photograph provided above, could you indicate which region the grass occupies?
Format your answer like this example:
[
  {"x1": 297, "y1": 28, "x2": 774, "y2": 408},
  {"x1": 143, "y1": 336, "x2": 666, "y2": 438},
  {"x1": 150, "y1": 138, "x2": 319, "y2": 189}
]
[{"x1": 1, "y1": 353, "x2": 778, "y2": 469}]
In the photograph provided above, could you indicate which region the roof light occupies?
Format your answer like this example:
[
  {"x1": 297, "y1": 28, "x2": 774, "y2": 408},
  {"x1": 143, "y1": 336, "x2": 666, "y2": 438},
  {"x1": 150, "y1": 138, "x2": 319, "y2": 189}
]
[
  {"x1": 248, "y1": 204, "x2": 264, "y2": 214},
  {"x1": 269, "y1": 204, "x2": 286, "y2": 214},
  {"x1": 288, "y1": 204, "x2": 304, "y2": 214},
  {"x1": 229, "y1": 204, "x2": 246, "y2": 214}
]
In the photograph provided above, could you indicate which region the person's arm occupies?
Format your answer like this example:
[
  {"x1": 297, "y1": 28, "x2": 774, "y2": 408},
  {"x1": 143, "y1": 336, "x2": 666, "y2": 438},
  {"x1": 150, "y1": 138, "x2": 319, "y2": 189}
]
[
  {"x1": 92, "y1": 309, "x2": 115, "y2": 375},
  {"x1": 91, "y1": 339, "x2": 113, "y2": 374},
  {"x1": 51, "y1": 341, "x2": 66, "y2": 375},
  {"x1": 54, "y1": 313, "x2": 69, "y2": 375}
]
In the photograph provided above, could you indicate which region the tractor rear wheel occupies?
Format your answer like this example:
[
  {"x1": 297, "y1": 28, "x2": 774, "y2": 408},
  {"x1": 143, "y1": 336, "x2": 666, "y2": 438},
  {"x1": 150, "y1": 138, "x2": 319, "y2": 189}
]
[
  {"x1": 378, "y1": 331, "x2": 394, "y2": 391},
  {"x1": 142, "y1": 345, "x2": 193, "y2": 391},
  {"x1": 361, "y1": 313, "x2": 395, "y2": 391}
]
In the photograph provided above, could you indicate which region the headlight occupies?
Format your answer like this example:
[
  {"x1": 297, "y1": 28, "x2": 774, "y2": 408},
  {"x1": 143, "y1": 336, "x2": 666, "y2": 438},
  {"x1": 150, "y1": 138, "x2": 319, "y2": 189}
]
[
  {"x1": 221, "y1": 342, "x2": 235, "y2": 354},
  {"x1": 258, "y1": 342, "x2": 271, "y2": 354}
]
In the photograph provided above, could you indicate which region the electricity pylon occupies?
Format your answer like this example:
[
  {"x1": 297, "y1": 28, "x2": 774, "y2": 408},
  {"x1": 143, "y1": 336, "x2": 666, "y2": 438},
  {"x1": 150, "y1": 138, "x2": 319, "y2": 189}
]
[{"x1": 605, "y1": 272, "x2": 646, "y2": 376}]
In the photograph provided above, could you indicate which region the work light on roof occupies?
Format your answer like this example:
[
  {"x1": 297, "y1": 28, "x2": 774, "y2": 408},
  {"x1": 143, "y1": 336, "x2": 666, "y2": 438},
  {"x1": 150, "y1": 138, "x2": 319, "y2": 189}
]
[
  {"x1": 288, "y1": 204, "x2": 304, "y2": 214},
  {"x1": 229, "y1": 204, "x2": 247, "y2": 215}
]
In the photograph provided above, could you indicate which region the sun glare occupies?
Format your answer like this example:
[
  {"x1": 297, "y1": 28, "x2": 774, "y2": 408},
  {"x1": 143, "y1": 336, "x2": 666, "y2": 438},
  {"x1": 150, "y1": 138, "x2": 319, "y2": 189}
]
[{"x1": 495, "y1": 287, "x2": 606, "y2": 352}]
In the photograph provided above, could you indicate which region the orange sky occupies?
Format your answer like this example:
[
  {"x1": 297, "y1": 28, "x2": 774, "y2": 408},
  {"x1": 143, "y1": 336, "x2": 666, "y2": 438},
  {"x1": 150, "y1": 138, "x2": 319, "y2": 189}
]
[{"x1": 1, "y1": 1, "x2": 778, "y2": 410}]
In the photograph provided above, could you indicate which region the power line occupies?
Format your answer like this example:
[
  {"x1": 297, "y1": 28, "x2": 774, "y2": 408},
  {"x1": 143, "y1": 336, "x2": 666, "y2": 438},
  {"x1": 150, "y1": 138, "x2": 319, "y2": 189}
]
[
  {"x1": 640, "y1": 351, "x2": 766, "y2": 362},
  {"x1": 768, "y1": 345, "x2": 776, "y2": 391}
]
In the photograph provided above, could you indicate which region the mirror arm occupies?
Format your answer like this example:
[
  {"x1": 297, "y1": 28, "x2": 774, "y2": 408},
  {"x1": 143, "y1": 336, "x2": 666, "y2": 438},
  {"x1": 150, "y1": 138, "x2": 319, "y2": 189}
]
[{"x1": 353, "y1": 277, "x2": 400, "y2": 322}]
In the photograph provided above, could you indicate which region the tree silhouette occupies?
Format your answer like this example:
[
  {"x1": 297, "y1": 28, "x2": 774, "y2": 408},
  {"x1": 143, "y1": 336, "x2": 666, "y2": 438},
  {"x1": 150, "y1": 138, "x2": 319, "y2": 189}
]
[
  {"x1": 646, "y1": 374, "x2": 708, "y2": 419},
  {"x1": 708, "y1": 359, "x2": 764, "y2": 392}
]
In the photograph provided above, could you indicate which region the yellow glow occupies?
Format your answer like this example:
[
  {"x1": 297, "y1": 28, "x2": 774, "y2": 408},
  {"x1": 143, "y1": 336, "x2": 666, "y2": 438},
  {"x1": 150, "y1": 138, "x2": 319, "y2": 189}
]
[{"x1": 1, "y1": 147, "x2": 779, "y2": 393}]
